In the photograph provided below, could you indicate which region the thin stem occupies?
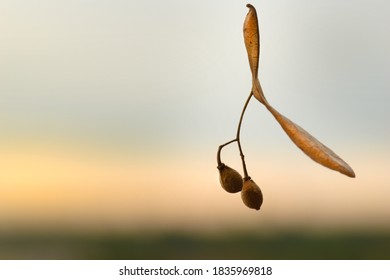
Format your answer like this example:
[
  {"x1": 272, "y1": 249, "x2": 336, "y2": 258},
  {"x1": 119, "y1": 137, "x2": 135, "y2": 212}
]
[
  {"x1": 216, "y1": 91, "x2": 253, "y2": 178},
  {"x1": 236, "y1": 91, "x2": 253, "y2": 179},
  {"x1": 217, "y1": 139, "x2": 237, "y2": 167}
]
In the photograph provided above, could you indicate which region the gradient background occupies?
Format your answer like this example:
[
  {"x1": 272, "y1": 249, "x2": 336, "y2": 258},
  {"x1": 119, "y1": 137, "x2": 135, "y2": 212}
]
[{"x1": 1, "y1": 0, "x2": 389, "y2": 259}]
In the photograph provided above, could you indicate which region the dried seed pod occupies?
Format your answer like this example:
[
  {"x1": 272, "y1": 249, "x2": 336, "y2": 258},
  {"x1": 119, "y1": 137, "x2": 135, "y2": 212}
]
[
  {"x1": 218, "y1": 164, "x2": 243, "y2": 193},
  {"x1": 241, "y1": 178, "x2": 263, "y2": 210}
]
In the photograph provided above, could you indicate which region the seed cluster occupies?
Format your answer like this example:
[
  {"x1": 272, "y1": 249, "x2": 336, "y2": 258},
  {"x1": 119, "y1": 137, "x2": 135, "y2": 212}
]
[
  {"x1": 216, "y1": 4, "x2": 355, "y2": 211},
  {"x1": 217, "y1": 162, "x2": 263, "y2": 211}
]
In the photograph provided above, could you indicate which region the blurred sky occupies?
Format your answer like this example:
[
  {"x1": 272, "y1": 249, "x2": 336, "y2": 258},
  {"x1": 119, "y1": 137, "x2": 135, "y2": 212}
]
[{"x1": 1, "y1": 0, "x2": 389, "y2": 234}]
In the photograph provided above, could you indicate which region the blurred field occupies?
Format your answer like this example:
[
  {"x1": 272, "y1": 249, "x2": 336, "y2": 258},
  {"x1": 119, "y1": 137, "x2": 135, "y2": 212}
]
[{"x1": 1, "y1": 231, "x2": 390, "y2": 260}]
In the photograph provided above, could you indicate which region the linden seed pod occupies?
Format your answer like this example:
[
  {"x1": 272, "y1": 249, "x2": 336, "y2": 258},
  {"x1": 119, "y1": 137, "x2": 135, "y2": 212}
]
[
  {"x1": 241, "y1": 178, "x2": 263, "y2": 210},
  {"x1": 218, "y1": 164, "x2": 243, "y2": 193}
]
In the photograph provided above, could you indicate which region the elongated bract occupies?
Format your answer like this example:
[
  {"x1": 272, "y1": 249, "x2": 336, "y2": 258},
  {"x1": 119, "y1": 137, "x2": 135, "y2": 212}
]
[
  {"x1": 267, "y1": 104, "x2": 355, "y2": 177},
  {"x1": 243, "y1": 4, "x2": 260, "y2": 79},
  {"x1": 244, "y1": 4, "x2": 355, "y2": 178}
]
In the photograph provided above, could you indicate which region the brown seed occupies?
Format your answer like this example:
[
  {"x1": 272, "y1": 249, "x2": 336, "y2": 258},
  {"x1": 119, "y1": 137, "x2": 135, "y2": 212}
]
[
  {"x1": 218, "y1": 164, "x2": 243, "y2": 193},
  {"x1": 241, "y1": 178, "x2": 263, "y2": 210}
]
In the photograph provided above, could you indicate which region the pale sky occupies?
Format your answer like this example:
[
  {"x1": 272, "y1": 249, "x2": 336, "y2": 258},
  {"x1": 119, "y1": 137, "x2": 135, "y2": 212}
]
[{"x1": 1, "y1": 0, "x2": 389, "y2": 233}]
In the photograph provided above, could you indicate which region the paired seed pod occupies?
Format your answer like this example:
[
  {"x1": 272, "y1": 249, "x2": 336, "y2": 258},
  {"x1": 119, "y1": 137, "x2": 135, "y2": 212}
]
[
  {"x1": 218, "y1": 163, "x2": 243, "y2": 193},
  {"x1": 241, "y1": 178, "x2": 263, "y2": 210},
  {"x1": 218, "y1": 164, "x2": 263, "y2": 211}
]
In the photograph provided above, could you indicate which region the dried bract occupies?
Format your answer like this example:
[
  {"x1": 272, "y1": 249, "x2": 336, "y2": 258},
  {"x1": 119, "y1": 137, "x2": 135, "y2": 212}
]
[
  {"x1": 266, "y1": 104, "x2": 356, "y2": 177},
  {"x1": 243, "y1": 4, "x2": 260, "y2": 79},
  {"x1": 244, "y1": 4, "x2": 355, "y2": 178}
]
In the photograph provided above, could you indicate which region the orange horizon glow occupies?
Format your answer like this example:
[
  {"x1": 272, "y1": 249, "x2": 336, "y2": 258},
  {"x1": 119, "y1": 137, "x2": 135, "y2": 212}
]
[{"x1": 1, "y1": 141, "x2": 389, "y2": 234}]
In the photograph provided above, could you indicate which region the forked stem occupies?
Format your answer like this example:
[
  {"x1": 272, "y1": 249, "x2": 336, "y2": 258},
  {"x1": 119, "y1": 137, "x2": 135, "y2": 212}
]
[
  {"x1": 217, "y1": 139, "x2": 237, "y2": 167},
  {"x1": 217, "y1": 91, "x2": 253, "y2": 180}
]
